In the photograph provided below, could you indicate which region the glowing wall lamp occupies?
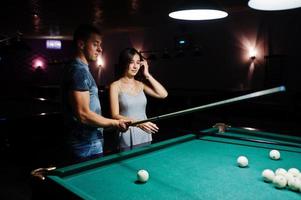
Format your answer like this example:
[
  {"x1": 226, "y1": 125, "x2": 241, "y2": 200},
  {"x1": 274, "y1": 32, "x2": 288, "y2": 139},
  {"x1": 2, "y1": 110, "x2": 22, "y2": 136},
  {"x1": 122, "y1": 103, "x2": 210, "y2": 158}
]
[
  {"x1": 96, "y1": 55, "x2": 105, "y2": 86},
  {"x1": 168, "y1": 0, "x2": 228, "y2": 20},
  {"x1": 97, "y1": 55, "x2": 104, "y2": 67},
  {"x1": 248, "y1": 0, "x2": 301, "y2": 11},
  {"x1": 249, "y1": 48, "x2": 257, "y2": 60},
  {"x1": 32, "y1": 57, "x2": 46, "y2": 71}
]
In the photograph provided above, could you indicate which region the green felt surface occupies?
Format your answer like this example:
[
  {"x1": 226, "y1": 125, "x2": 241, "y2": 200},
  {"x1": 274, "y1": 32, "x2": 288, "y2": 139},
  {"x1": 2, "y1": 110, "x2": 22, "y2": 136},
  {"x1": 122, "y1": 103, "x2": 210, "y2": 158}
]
[{"x1": 49, "y1": 129, "x2": 301, "y2": 200}]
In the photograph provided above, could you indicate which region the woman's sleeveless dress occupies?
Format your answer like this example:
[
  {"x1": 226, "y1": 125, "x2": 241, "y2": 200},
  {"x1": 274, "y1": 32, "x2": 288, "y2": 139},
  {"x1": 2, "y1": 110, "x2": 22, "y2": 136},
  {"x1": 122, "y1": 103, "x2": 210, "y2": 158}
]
[{"x1": 118, "y1": 91, "x2": 152, "y2": 151}]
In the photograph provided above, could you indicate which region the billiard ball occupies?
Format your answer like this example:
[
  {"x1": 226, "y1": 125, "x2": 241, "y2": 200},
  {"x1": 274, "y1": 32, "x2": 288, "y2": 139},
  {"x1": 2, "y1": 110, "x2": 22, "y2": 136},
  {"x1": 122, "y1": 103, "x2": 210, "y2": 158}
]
[
  {"x1": 237, "y1": 156, "x2": 248, "y2": 167},
  {"x1": 137, "y1": 169, "x2": 149, "y2": 183},
  {"x1": 262, "y1": 169, "x2": 275, "y2": 182},
  {"x1": 287, "y1": 168, "x2": 300, "y2": 177},
  {"x1": 273, "y1": 175, "x2": 287, "y2": 189},
  {"x1": 285, "y1": 172, "x2": 294, "y2": 183},
  {"x1": 275, "y1": 168, "x2": 287, "y2": 176},
  {"x1": 287, "y1": 177, "x2": 301, "y2": 191},
  {"x1": 269, "y1": 150, "x2": 280, "y2": 160}
]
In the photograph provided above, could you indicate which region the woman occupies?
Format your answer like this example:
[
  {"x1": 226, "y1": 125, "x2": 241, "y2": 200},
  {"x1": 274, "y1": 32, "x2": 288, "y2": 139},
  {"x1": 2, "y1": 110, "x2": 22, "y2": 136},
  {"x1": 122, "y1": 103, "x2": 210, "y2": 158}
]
[{"x1": 109, "y1": 48, "x2": 168, "y2": 151}]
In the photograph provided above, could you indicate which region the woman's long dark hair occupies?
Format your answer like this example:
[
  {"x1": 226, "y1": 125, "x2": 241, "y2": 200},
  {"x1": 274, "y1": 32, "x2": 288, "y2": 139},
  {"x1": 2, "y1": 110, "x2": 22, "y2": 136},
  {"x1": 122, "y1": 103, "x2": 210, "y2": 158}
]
[{"x1": 115, "y1": 48, "x2": 144, "y2": 80}]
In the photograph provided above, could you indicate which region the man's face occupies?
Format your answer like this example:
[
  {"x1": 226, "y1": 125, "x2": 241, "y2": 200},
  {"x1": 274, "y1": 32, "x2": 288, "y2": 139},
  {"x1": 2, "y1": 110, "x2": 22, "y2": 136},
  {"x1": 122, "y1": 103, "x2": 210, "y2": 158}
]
[{"x1": 83, "y1": 33, "x2": 102, "y2": 62}]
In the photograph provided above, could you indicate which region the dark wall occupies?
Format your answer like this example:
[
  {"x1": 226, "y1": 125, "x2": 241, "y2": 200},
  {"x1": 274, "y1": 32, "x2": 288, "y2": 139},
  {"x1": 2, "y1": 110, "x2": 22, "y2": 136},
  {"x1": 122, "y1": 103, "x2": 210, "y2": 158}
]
[
  {"x1": 0, "y1": 9, "x2": 300, "y2": 92},
  {"x1": 101, "y1": 9, "x2": 301, "y2": 91}
]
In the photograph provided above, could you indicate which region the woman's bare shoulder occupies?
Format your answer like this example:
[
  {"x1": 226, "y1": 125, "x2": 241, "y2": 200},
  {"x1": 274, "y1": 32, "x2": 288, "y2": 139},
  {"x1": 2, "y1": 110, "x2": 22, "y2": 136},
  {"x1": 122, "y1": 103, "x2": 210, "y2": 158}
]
[
  {"x1": 134, "y1": 80, "x2": 145, "y2": 91},
  {"x1": 110, "y1": 80, "x2": 122, "y2": 91},
  {"x1": 111, "y1": 80, "x2": 121, "y2": 86}
]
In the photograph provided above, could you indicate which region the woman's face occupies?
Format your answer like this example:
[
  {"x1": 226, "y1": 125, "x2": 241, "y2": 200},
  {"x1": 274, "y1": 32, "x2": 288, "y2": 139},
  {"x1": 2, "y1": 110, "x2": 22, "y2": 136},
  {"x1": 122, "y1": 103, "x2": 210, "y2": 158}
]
[{"x1": 125, "y1": 53, "x2": 141, "y2": 77}]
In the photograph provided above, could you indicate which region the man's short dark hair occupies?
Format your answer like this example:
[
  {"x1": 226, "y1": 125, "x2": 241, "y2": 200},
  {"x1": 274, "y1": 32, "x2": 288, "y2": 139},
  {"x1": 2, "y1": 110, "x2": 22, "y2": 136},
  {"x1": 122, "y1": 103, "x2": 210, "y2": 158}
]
[{"x1": 73, "y1": 24, "x2": 102, "y2": 45}]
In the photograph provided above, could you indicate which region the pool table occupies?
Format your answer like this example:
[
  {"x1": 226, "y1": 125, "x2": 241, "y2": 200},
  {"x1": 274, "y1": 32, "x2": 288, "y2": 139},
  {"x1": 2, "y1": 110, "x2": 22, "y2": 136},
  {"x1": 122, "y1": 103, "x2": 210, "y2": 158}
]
[{"x1": 33, "y1": 126, "x2": 301, "y2": 200}]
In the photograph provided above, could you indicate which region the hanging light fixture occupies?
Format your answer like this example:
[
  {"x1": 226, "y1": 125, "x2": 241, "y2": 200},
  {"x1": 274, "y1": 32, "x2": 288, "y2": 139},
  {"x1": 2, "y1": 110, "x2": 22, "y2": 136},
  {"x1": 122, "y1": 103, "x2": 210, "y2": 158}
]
[
  {"x1": 248, "y1": 0, "x2": 301, "y2": 11},
  {"x1": 168, "y1": 0, "x2": 228, "y2": 20}
]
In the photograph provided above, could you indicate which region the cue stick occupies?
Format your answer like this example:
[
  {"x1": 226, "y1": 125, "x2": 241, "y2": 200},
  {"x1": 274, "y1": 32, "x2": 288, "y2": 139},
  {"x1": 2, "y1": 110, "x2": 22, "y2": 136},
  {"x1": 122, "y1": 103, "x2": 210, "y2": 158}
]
[{"x1": 131, "y1": 86, "x2": 286, "y2": 126}]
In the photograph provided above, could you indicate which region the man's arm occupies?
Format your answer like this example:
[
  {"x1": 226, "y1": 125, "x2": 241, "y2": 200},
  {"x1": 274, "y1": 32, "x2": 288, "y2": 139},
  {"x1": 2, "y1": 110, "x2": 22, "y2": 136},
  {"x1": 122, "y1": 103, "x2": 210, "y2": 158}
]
[{"x1": 70, "y1": 90, "x2": 124, "y2": 128}]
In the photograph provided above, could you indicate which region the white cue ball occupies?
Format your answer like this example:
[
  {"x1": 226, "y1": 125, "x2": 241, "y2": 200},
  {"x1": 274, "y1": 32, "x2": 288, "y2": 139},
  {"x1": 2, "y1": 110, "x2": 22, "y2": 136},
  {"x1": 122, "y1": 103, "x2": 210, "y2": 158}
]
[
  {"x1": 273, "y1": 175, "x2": 287, "y2": 189},
  {"x1": 275, "y1": 168, "x2": 287, "y2": 176},
  {"x1": 269, "y1": 150, "x2": 280, "y2": 160},
  {"x1": 137, "y1": 169, "x2": 149, "y2": 183},
  {"x1": 288, "y1": 168, "x2": 300, "y2": 177},
  {"x1": 237, "y1": 156, "x2": 248, "y2": 167},
  {"x1": 262, "y1": 169, "x2": 275, "y2": 182}
]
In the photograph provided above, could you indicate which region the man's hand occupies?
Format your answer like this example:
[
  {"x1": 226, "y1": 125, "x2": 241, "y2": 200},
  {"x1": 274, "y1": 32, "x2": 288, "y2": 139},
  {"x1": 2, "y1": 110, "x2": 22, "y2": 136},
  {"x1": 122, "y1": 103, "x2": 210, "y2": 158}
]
[{"x1": 116, "y1": 119, "x2": 131, "y2": 132}]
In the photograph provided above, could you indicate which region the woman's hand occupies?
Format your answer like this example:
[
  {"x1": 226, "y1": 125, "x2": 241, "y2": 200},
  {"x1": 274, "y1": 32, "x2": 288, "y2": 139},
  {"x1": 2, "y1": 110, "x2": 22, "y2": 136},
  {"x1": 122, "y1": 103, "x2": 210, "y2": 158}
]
[
  {"x1": 140, "y1": 60, "x2": 151, "y2": 78},
  {"x1": 137, "y1": 122, "x2": 159, "y2": 134}
]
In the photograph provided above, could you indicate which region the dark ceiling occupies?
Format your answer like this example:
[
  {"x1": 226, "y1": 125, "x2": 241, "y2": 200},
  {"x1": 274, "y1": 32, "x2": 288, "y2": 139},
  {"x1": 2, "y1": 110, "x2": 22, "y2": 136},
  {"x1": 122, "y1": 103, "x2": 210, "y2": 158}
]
[{"x1": 1, "y1": 0, "x2": 250, "y2": 38}]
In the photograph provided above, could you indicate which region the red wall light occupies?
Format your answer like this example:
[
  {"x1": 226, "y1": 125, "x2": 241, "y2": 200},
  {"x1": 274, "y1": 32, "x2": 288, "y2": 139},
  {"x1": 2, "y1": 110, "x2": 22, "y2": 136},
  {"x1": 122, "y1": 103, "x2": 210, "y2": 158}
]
[{"x1": 32, "y1": 57, "x2": 46, "y2": 70}]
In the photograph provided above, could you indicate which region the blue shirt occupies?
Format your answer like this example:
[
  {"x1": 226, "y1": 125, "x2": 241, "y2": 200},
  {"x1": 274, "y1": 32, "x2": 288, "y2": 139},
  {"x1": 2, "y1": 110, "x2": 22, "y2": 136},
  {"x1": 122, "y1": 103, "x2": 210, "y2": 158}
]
[{"x1": 62, "y1": 58, "x2": 103, "y2": 158}]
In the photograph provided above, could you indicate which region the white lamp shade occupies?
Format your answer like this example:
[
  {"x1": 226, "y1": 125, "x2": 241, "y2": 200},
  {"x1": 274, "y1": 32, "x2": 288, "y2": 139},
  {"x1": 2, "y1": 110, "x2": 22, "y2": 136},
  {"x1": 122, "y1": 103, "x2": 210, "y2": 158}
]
[
  {"x1": 169, "y1": 9, "x2": 228, "y2": 20},
  {"x1": 248, "y1": 0, "x2": 301, "y2": 11}
]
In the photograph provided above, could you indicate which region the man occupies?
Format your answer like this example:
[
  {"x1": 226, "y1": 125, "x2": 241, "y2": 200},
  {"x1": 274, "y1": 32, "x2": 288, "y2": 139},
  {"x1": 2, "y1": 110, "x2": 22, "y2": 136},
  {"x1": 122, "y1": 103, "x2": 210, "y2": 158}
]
[{"x1": 61, "y1": 24, "x2": 129, "y2": 163}]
